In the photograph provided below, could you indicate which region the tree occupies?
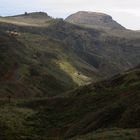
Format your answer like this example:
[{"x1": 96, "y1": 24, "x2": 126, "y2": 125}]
[{"x1": 24, "y1": 12, "x2": 28, "y2": 15}]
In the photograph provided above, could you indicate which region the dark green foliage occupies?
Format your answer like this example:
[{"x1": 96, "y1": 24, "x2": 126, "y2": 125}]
[
  {"x1": 0, "y1": 63, "x2": 139, "y2": 140},
  {"x1": 0, "y1": 30, "x2": 78, "y2": 98},
  {"x1": 18, "y1": 66, "x2": 140, "y2": 139}
]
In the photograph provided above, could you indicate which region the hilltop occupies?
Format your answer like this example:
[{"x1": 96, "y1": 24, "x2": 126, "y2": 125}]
[
  {"x1": 0, "y1": 12, "x2": 53, "y2": 26},
  {"x1": 12, "y1": 12, "x2": 51, "y2": 18},
  {"x1": 65, "y1": 11, "x2": 125, "y2": 29}
]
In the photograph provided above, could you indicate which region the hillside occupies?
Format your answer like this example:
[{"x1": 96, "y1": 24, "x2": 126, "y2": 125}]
[
  {"x1": 65, "y1": 11, "x2": 125, "y2": 29},
  {"x1": 0, "y1": 11, "x2": 140, "y2": 140},
  {"x1": 0, "y1": 12, "x2": 140, "y2": 98},
  {"x1": 0, "y1": 23, "x2": 97, "y2": 98},
  {"x1": 0, "y1": 65, "x2": 139, "y2": 139},
  {"x1": 0, "y1": 29, "x2": 97, "y2": 97}
]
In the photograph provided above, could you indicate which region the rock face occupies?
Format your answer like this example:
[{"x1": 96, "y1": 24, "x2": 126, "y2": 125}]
[{"x1": 65, "y1": 11, "x2": 125, "y2": 29}]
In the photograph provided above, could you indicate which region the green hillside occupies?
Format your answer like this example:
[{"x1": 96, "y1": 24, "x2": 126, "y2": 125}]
[
  {"x1": 0, "y1": 30, "x2": 79, "y2": 97},
  {"x1": 0, "y1": 12, "x2": 140, "y2": 139},
  {"x1": 0, "y1": 65, "x2": 139, "y2": 139},
  {"x1": 0, "y1": 12, "x2": 140, "y2": 98},
  {"x1": 0, "y1": 21, "x2": 99, "y2": 98}
]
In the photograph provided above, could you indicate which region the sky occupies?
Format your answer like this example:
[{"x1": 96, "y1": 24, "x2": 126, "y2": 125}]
[{"x1": 0, "y1": 0, "x2": 140, "y2": 30}]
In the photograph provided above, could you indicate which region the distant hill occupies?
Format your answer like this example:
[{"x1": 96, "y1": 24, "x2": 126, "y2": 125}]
[
  {"x1": 0, "y1": 12, "x2": 53, "y2": 26},
  {"x1": 65, "y1": 11, "x2": 125, "y2": 29},
  {"x1": 0, "y1": 12, "x2": 140, "y2": 98}
]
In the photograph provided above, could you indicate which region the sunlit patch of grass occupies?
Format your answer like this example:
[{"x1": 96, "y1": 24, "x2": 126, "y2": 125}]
[{"x1": 56, "y1": 60, "x2": 92, "y2": 86}]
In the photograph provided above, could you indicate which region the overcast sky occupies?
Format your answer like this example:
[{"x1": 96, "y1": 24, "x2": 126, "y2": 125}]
[{"x1": 0, "y1": 0, "x2": 140, "y2": 29}]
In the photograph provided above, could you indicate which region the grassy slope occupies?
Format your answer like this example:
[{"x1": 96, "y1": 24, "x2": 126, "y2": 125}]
[
  {"x1": 0, "y1": 21, "x2": 101, "y2": 98},
  {"x1": 0, "y1": 30, "x2": 79, "y2": 97},
  {"x1": 0, "y1": 15, "x2": 140, "y2": 98},
  {"x1": 0, "y1": 15, "x2": 140, "y2": 76},
  {"x1": 0, "y1": 65, "x2": 139, "y2": 140}
]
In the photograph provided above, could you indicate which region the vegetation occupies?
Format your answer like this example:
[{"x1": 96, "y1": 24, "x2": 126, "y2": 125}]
[
  {"x1": 0, "y1": 65, "x2": 139, "y2": 139},
  {"x1": 0, "y1": 12, "x2": 140, "y2": 139}
]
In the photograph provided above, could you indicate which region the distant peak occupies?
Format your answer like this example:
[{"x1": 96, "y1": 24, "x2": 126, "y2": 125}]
[{"x1": 65, "y1": 11, "x2": 125, "y2": 30}]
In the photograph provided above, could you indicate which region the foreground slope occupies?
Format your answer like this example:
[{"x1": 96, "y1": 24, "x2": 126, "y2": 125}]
[{"x1": 0, "y1": 65, "x2": 139, "y2": 139}]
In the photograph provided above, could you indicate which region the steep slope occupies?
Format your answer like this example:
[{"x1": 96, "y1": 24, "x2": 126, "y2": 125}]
[
  {"x1": 44, "y1": 20, "x2": 140, "y2": 76},
  {"x1": 0, "y1": 12, "x2": 140, "y2": 98},
  {"x1": 0, "y1": 22, "x2": 99, "y2": 98},
  {"x1": 65, "y1": 11, "x2": 125, "y2": 29},
  {"x1": 0, "y1": 30, "x2": 81, "y2": 97}
]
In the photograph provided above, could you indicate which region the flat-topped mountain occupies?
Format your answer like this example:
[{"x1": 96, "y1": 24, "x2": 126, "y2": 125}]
[{"x1": 65, "y1": 11, "x2": 125, "y2": 29}]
